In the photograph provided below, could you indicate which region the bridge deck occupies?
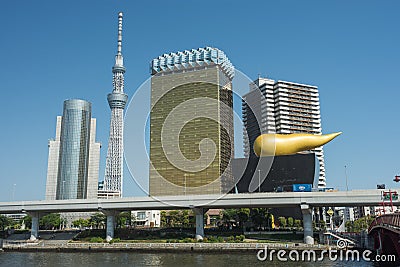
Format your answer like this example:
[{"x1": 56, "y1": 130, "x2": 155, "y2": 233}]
[{"x1": 0, "y1": 189, "x2": 396, "y2": 214}]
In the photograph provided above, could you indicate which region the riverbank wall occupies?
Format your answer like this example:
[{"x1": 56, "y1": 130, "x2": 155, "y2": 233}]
[{"x1": 1, "y1": 241, "x2": 336, "y2": 253}]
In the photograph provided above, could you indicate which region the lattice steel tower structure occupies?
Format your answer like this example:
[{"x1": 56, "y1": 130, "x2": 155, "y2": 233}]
[{"x1": 104, "y1": 12, "x2": 128, "y2": 197}]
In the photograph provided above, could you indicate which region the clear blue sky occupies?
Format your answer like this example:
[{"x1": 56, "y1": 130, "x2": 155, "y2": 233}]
[{"x1": 1, "y1": 0, "x2": 399, "y2": 201}]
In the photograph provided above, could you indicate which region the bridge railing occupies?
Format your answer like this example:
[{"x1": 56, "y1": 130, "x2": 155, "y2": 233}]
[{"x1": 368, "y1": 213, "x2": 400, "y2": 233}]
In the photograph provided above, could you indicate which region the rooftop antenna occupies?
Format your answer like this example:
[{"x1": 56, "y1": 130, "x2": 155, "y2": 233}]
[{"x1": 117, "y1": 12, "x2": 123, "y2": 55}]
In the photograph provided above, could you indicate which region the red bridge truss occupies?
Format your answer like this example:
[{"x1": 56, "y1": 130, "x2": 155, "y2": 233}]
[{"x1": 368, "y1": 213, "x2": 400, "y2": 257}]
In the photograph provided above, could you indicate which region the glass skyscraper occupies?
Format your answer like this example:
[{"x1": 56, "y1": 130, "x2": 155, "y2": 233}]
[{"x1": 45, "y1": 99, "x2": 100, "y2": 200}]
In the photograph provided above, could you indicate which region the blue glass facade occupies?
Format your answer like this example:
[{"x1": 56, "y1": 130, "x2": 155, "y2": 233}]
[{"x1": 56, "y1": 99, "x2": 92, "y2": 199}]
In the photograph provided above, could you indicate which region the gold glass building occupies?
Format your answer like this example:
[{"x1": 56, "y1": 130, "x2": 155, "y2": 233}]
[{"x1": 149, "y1": 47, "x2": 235, "y2": 196}]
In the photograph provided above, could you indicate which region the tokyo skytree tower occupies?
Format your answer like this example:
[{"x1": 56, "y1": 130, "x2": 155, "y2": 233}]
[{"x1": 104, "y1": 12, "x2": 128, "y2": 197}]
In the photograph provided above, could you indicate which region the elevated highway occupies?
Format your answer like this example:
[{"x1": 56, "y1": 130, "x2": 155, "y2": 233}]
[
  {"x1": 0, "y1": 189, "x2": 395, "y2": 244},
  {"x1": 0, "y1": 190, "x2": 391, "y2": 213}
]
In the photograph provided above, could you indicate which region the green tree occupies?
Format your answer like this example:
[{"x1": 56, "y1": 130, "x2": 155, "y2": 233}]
[
  {"x1": 237, "y1": 208, "x2": 250, "y2": 229},
  {"x1": 160, "y1": 211, "x2": 167, "y2": 227},
  {"x1": 0, "y1": 215, "x2": 13, "y2": 231},
  {"x1": 116, "y1": 212, "x2": 132, "y2": 228},
  {"x1": 287, "y1": 217, "x2": 294, "y2": 228},
  {"x1": 72, "y1": 218, "x2": 90, "y2": 229},
  {"x1": 90, "y1": 213, "x2": 106, "y2": 229},
  {"x1": 278, "y1": 217, "x2": 287, "y2": 229},
  {"x1": 40, "y1": 213, "x2": 61, "y2": 230},
  {"x1": 181, "y1": 210, "x2": 190, "y2": 227},
  {"x1": 346, "y1": 216, "x2": 375, "y2": 232},
  {"x1": 168, "y1": 210, "x2": 181, "y2": 227},
  {"x1": 221, "y1": 209, "x2": 237, "y2": 229},
  {"x1": 294, "y1": 219, "x2": 302, "y2": 229},
  {"x1": 345, "y1": 221, "x2": 354, "y2": 232},
  {"x1": 160, "y1": 210, "x2": 195, "y2": 228},
  {"x1": 250, "y1": 208, "x2": 270, "y2": 229}
]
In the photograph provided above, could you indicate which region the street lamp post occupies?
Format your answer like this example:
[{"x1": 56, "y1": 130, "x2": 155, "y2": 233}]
[
  {"x1": 344, "y1": 165, "x2": 349, "y2": 191},
  {"x1": 258, "y1": 169, "x2": 261, "y2": 193}
]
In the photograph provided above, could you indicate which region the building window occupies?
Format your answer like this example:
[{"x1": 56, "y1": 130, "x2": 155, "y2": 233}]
[{"x1": 137, "y1": 212, "x2": 146, "y2": 220}]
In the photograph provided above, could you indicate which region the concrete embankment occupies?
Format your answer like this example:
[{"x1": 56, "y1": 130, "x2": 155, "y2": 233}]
[{"x1": 2, "y1": 241, "x2": 329, "y2": 253}]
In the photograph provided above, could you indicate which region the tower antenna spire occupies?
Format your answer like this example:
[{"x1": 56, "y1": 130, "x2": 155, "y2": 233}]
[
  {"x1": 113, "y1": 12, "x2": 124, "y2": 68},
  {"x1": 117, "y1": 12, "x2": 123, "y2": 55}
]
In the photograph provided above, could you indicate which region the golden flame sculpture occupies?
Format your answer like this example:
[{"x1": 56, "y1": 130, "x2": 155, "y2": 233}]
[{"x1": 253, "y1": 132, "x2": 342, "y2": 157}]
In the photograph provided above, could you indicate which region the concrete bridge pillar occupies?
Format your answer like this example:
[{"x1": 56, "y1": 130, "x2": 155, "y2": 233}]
[
  {"x1": 301, "y1": 204, "x2": 314, "y2": 245},
  {"x1": 193, "y1": 208, "x2": 205, "y2": 241},
  {"x1": 28, "y1": 212, "x2": 40, "y2": 241},
  {"x1": 102, "y1": 210, "x2": 118, "y2": 242}
]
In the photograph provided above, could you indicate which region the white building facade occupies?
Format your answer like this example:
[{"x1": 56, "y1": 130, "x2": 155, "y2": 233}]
[{"x1": 132, "y1": 210, "x2": 161, "y2": 228}]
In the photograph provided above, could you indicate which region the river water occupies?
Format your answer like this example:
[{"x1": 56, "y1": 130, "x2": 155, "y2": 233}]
[{"x1": 0, "y1": 252, "x2": 379, "y2": 267}]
